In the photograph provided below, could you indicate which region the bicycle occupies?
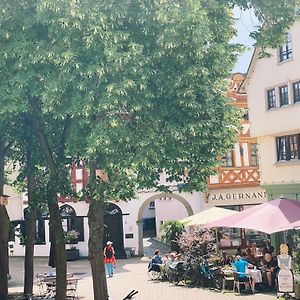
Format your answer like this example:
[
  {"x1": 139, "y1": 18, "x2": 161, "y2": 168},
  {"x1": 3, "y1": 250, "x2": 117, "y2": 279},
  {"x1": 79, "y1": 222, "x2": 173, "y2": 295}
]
[
  {"x1": 198, "y1": 257, "x2": 222, "y2": 290},
  {"x1": 169, "y1": 257, "x2": 200, "y2": 287},
  {"x1": 147, "y1": 263, "x2": 168, "y2": 280}
]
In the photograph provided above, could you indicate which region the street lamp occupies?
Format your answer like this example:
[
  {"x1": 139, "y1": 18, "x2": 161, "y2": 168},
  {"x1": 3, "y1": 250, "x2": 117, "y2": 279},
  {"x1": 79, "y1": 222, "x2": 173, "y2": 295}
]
[{"x1": 0, "y1": 195, "x2": 9, "y2": 206}]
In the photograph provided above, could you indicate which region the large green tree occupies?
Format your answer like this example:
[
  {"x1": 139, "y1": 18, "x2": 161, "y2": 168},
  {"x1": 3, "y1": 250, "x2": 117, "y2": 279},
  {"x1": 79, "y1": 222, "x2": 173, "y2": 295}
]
[
  {"x1": 0, "y1": 116, "x2": 17, "y2": 300},
  {"x1": 0, "y1": 0, "x2": 299, "y2": 299}
]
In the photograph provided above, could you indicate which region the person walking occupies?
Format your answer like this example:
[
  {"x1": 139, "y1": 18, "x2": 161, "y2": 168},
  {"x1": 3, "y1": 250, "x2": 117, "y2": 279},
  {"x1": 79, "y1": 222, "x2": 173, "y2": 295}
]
[{"x1": 104, "y1": 241, "x2": 116, "y2": 278}]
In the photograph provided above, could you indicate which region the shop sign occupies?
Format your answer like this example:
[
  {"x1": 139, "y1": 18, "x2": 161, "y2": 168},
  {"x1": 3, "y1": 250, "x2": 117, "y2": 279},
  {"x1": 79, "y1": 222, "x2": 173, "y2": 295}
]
[
  {"x1": 277, "y1": 269, "x2": 293, "y2": 293},
  {"x1": 209, "y1": 191, "x2": 267, "y2": 202}
]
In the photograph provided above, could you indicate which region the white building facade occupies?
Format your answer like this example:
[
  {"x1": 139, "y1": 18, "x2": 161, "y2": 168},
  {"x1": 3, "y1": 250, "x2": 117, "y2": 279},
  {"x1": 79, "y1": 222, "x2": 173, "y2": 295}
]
[
  {"x1": 9, "y1": 172, "x2": 204, "y2": 258},
  {"x1": 241, "y1": 21, "x2": 300, "y2": 200}
]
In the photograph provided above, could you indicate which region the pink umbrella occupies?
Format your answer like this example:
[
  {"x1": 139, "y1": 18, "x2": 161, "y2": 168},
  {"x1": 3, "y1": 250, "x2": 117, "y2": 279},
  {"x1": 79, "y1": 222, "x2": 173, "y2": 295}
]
[
  {"x1": 279, "y1": 220, "x2": 300, "y2": 231},
  {"x1": 205, "y1": 198, "x2": 300, "y2": 234}
]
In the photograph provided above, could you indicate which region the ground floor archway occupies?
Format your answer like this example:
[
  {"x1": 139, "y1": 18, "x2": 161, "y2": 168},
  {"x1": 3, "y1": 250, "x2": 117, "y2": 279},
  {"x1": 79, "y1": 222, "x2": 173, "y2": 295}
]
[{"x1": 137, "y1": 193, "x2": 194, "y2": 256}]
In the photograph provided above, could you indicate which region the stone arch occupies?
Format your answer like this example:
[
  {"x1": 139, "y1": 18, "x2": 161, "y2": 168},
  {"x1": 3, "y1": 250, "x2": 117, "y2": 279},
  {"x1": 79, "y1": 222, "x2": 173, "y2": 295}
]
[{"x1": 137, "y1": 193, "x2": 194, "y2": 256}]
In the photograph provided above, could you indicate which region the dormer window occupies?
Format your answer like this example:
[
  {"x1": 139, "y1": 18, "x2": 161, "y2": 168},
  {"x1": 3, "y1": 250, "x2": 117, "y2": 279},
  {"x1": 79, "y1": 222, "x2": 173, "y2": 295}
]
[{"x1": 279, "y1": 33, "x2": 292, "y2": 62}]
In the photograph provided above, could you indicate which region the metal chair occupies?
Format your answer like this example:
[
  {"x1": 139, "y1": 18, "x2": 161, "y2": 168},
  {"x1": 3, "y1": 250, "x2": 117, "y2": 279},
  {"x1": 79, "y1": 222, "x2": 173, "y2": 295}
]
[
  {"x1": 222, "y1": 271, "x2": 234, "y2": 292},
  {"x1": 233, "y1": 272, "x2": 255, "y2": 294}
]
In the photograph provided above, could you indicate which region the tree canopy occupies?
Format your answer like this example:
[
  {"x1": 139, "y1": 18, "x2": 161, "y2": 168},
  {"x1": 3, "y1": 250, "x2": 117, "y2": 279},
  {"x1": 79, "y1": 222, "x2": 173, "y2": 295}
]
[{"x1": 0, "y1": 0, "x2": 299, "y2": 299}]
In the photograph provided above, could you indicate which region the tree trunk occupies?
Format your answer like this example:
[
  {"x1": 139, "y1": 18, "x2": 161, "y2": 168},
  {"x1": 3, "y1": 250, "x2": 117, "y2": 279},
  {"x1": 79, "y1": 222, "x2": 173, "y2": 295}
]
[
  {"x1": 88, "y1": 197, "x2": 108, "y2": 300},
  {"x1": 47, "y1": 181, "x2": 67, "y2": 300},
  {"x1": 0, "y1": 139, "x2": 9, "y2": 300},
  {"x1": 88, "y1": 164, "x2": 108, "y2": 300},
  {"x1": 23, "y1": 154, "x2": 37, "y2": 298}
]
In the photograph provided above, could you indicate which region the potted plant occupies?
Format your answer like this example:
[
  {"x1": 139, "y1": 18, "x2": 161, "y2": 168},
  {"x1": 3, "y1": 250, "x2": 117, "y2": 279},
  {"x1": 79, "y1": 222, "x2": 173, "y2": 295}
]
[{"x1": 64, "y1": 230, "x2": 80, "y2": 261}]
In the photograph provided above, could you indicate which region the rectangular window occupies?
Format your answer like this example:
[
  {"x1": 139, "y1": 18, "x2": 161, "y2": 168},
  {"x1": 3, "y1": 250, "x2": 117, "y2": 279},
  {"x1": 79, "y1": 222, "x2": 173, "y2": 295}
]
[
  {"x1": 277, "y1": 137, "x2": 287, "y2": 161},
  {"x1": 279, "y1": 33, "x2": 292, "y2": 62},
  {"x1": 75, "y1": 168, "x2": 83, "y2": 180},
  {"x1": 277, "y1": 134, "x2": 300, "y2": 161},
  {"x1": 222, "y1": 152, "x2": 233, "y2": 167},
  {"x1": 289, "y1": 135, "x2": 298, "y2": 159},
  {"x1": 279, "y1": 85, "x2": 289, "y2": 106},
  {"x1": 293, "y1": 81, "x2": 300, "y2": 103},
  {"x1": 267, "y1": 89, "x2": 276, "y2": 109},
  {"x1": 250, "y1": 144, "x2": 259, "y2": 166}
]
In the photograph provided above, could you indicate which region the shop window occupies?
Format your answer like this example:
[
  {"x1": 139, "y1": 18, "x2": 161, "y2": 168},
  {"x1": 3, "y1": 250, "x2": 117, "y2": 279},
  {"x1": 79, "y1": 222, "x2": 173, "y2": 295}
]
[
  {"x1": 218, "y1": 205, "x2": 269, "y2": 249},
  {"x1": 243, "y1": 205, "x2": 269, "y2": 247},
  {"x1": 219, "y1": 205, "x2": 241, "y2": 248},
  {"x1": 277, "y1": 134, "x2": 300, "y2": 161}
]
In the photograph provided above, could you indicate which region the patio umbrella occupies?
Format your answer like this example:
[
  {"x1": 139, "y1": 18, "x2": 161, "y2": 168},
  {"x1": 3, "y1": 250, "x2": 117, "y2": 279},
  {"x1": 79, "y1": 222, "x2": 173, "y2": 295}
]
[
  {"x1": 205, "y1": 198, "x2": 300, "y2": 234},
  {"x1": 278, "y1": 220, "x2": 300, "y2": 231},
  {"x1": 179, "y1": 206, "x2": 238, "y2": 226}
]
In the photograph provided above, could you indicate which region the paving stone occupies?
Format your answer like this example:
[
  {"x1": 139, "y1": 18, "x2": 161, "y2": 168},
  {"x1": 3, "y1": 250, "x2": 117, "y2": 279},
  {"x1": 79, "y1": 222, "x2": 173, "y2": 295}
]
[{"x1": 8, "y1": 257, "x2": 276, "y2": 300}]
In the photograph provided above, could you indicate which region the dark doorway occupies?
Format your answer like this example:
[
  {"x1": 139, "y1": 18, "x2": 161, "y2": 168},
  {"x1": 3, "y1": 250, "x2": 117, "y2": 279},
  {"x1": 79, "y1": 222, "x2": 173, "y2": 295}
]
[
  {"x1": 142, "y1": 218, "x2": 156, "y2": 238},
  {"x1": 104, "y1": 203, "x2": 126, "y2": 258}
]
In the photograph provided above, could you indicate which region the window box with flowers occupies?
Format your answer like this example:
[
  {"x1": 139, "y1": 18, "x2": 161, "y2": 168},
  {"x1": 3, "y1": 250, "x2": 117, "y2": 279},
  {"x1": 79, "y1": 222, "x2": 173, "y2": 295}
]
[{"x1": 64, "y1": 230, "x2": 80, "y2": 261}]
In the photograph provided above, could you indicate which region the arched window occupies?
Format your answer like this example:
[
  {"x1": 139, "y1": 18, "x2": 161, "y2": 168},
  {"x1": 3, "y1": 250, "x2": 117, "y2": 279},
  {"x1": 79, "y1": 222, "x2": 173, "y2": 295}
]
[{"x1": 59, "y1": 204, "x2": 84, "y2": 241}]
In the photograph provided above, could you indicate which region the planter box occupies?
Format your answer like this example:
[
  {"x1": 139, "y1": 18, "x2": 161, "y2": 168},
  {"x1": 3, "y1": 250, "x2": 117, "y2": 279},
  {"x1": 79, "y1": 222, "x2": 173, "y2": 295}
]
[{"x1": 66, "y1": 249, "x2": 79, "y2": 261}]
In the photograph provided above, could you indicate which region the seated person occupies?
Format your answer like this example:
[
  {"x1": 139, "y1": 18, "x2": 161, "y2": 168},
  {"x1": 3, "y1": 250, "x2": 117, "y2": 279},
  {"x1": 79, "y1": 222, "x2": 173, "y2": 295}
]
[
  {"x1": 148, "y1": 249, "x2": 163, "y2": 272},
  {"x1": 260, "y1": 253, "x2": 278, "y2": 288},
  {"x1": 251, "y1": 243, "x2": 259, "y2": 258},
  {"x1": 220, "y1": 251, "x2": 231, "y2": 267},
  {"x1": 245, "y1": 248, "x2": 257, "y2": 265},
  {"x1": 234, "y1": 255, "x2": 252, "y2": 289},
  {"x1": 235, "y1": 246, "x2": 243, "y2": 257},
  {"x1": 152, "y1": 249, "x2": 163, "y2": 263},
  {"x1": 262, "y1": 240, "x2": 274, "y2": 256}
]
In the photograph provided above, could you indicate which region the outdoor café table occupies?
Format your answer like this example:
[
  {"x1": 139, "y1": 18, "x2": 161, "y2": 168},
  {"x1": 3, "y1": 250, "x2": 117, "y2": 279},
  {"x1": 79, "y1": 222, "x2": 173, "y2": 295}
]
[
  {"x1": 36, "y1": 273, "x2": 76, "y2": 298},
  {"x1": 247, "y1": 268, "x2": 262, "y2": 288}
]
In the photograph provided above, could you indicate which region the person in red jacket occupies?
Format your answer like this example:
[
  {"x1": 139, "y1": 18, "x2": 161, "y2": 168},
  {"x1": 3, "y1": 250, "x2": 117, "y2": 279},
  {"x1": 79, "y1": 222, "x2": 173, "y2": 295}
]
[{"x1": 104, "y1": 241, "x2": 116, "y2": 278}]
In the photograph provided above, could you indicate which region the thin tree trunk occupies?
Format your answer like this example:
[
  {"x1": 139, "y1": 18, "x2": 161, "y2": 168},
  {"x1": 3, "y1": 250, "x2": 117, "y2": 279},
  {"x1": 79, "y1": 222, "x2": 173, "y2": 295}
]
[
  {"x1": 23, "y1": 143, "x2": 37, "y2": 298},
  {"x1": 28, "y1": 108, "x2": 69, "y2": 299},
  {"x1": 47, "y1": 180, "x2": 67, "y2": 300},
  {"x1": 88, "y1": 163, "x2": 108, "y2": 300},
  {"x1": 0, "y1": 138, "x2": 9, "y2": 300},
  {"x1": 23, "y1": 208, "x2": 36, "y2": 298}
]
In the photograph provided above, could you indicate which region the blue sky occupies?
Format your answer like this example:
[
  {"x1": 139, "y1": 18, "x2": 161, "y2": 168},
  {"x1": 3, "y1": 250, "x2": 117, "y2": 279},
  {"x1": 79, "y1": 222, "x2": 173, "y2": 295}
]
[{"x1": 232, "y1": 7, "x2": 259, "y2": 73}]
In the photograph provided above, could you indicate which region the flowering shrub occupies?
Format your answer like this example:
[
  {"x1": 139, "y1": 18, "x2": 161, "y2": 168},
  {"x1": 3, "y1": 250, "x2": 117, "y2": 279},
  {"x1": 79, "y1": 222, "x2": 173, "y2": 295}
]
[
  {"x1": 178, "y1": 227, "x2": 216, "y2": 258},
  {"x1": 64, "y1": 230, "x2": 79, "y2": 248}
]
